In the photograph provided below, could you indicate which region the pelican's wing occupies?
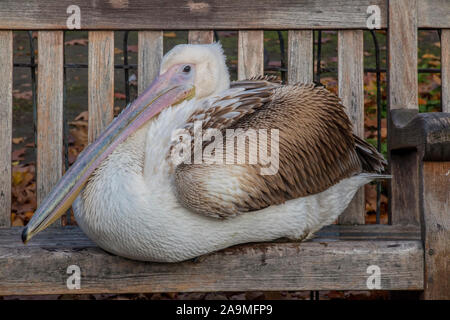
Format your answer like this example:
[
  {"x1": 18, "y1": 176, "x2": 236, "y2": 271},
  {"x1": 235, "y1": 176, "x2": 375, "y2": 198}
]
[
  {"x1": 176, "y1": 77, "x2": 279, "y2": 137},
  {"x1": 173, "y1": 79, "x2": 386, "y2": 218}
]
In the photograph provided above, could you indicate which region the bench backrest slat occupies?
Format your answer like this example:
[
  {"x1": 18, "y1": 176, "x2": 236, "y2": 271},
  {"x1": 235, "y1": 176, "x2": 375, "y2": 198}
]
[
  {"x1": 138, "y1": 31, "x2": 163, "y2": 95},
  {"x1": 287, "y1": 30, "x2": 314, "y2": 84},
  {"x1": 0, "y1": 31, "x2": 12, "y2": 227},
  {"x1": 238, "y1": 31, "x2": 264, "y2": 80},
  {"x1": 188, "y1": 31, "x2": 214, "y2": 45},
  {"x1": 88, "y1": 31, "x2": 115, "y2": 143},
  {"x1": 442, "y1": 30, "x2": 450, "y2": 113},
  {"x1": 389, "y1": 0, "x2": 419, "y2": 111},
  {"x1": 388, "y1": 0, "x2": 421, "y2": 226},
  {"x1": 36, "y1": 31, "x2": 64, "y2": 227},
  {"x1": 1, "y1": 0, "x2": 450, "y2": 29},
  {"x1": 0, "y1": 0, "x2": 389, "y2": 30},
  {"x1": 338, "y1": 30, "x2": 365, "y2": 224}
]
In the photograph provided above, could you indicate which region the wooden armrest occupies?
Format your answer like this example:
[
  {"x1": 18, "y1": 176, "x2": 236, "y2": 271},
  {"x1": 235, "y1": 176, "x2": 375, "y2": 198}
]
[
  {"x1": 389, "y1": 110, "x2": 449, "y2": 299},
  {"x1": 389, "y1": 109, "x2": 450, "y2": 161}
]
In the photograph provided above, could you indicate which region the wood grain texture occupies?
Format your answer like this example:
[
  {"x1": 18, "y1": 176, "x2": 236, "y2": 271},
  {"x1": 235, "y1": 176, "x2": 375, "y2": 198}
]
[
  {"x1": 188, "y1": 31, "x2": 214, "y2": 44},
  {"x1": 388, "y1": 109, "x2": 450, "y2": 225},
  {"x1": 0, "y1": 0, "x2": 447, "y2": 29},
  {"x1": 0, "y1": 31, "x2": 12, "y2": 227},
  {"x1": 0, "y1": 0, "x2": 391, "y2": 30},
  {"x1": 442, "y1": 29, "x2": 450, "y2": 113},
  {"x1": 388, "y1": 0, "x2": 418, "y2": 110},
  {"x1": 314, "y1": 224, "x2": 421, "y2": 241},
  {"x1": 0, "y1": 227, "x2": 423, "y2": 295},
  {"x1": 422, "y1": 162, "x2": 450, "y2": 299},
  {"x1": 88, "y1": 31, "x2": 114, "y2": 142},
  {"x1": 338, "y1": 30, "x2": 365, "y2": 225},
  {"x1": 37, "y1": 32, "x2": 64, "y2": 227},
  {"x1": 389, "y1": 150, "x2": 421, "y2": 226},
  {"x1": 388, "y1": 0, "x2": 419, "y2": 226},
  {"x1": 390, "y1": 110, "x2": 450, "y2": 161},
  {"x1": 287, "y1": 30, "x2": 313, "y2": 84},
  {"x1": 389, "y1": 110, "x2": 450, "y2": 226},
  {"x1": 0, "y1": 224, "x2": 421, "y2": 247},
  {"x1": 138, "y1": 31, "x2": 163, "y2": 95},
  {"x1": 418, "y1": 0, "x2": 450, "y2": 28},
  {"x1": 238, "y1": 31, "x2": 264, "y2": 80}
]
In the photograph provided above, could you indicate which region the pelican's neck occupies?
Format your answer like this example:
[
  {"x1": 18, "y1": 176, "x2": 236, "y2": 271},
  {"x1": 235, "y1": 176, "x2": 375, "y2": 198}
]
[
  {"x1": 142, "y1": 98, "x2": 208, "y2": 183},
  {"x1": 80, "y1": 97, "x2": 208, "y2": 216}
]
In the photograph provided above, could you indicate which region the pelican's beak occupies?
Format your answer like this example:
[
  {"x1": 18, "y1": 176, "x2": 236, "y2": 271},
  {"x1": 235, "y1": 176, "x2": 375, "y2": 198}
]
[{"x1": 22, "y1": 64, "x2": 195, "y2": 243}]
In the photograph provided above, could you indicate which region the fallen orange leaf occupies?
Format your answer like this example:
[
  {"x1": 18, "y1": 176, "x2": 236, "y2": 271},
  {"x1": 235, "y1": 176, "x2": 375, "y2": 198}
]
[
  {"x1": 12, "y1": 216, "x2": 24, "y2": 227},
  {"x1": 12, "y1": 137, "x2": 25, "y2": 144}
]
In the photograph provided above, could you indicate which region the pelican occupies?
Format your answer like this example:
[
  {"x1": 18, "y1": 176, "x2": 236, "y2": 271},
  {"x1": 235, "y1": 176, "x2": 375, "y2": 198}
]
[{"x1": 23, "y1": 43, "x2": 388, "y2": 262}]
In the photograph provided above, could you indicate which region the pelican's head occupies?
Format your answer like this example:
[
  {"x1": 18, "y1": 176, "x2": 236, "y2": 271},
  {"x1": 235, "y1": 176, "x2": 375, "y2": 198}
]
[
  {"x1": 22, "y1": 44, "x2": 230, "y2": 243},
  {"x1": 160, "y1": 42, "x2": 230, "y2": 100}
]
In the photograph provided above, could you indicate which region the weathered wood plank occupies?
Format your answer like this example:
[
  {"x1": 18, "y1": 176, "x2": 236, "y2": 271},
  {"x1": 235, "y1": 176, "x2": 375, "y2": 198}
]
[
  {"x1": 88, "y1": 31, "x2": 114, "y2": 142},
  {"x1": 389, "y1": 110, "x2": 450, "y2": 161},
  {"x1": 0, "y1": 31, "x2": 12, "y2": 227},
  {"x1": 188, "y1": 31, "x2": 214, "y2": 44},
  {"x1": 389, "y1": 0, "x2": 418, "y2": 111},
  {"x1": 37, "y1": 31, "x2": 64, "y2": 227},
  {"x1": 422, "y1": 162, "x2": 450, "y2": 299},
  {"x1": 0, "y1": 225, "x2": 422, "y2": 248},
  {"x1": 138, "y1": 31, "x2": 163, "y2": 95},
  {"x1": 0, "y1": 0, "x2": 448, "y2": 29},
  {"x1": 0, "y1": 0, "x2": 391, "y2": 29},
  {"x1": 287, "y1": 30, "x2": 313, "y2": 84},
  {"x1": 389, "y1": 150, "x2": 421, "y2": 226},
  {"x1": 418, "y1": 0, "x2": 450, "y2": 28},
  {"x1": 0, "y1": 227, "x2": 424, "y2": 294},
  {"x1": 314, "y1": 224, "x2": 421, "y2": 241},
  {"x1": 338, "y1": 30, "x2": 365, "y2": 225},
  {"x1": 238, "y1": 31, "x2": 264, "y2": 80},
  {"x1": 388, "y1": 0, "x2": 420, "y2": 226},
  {"x1": 442, "y1": 29, "x2": 450, "y2": 113}
]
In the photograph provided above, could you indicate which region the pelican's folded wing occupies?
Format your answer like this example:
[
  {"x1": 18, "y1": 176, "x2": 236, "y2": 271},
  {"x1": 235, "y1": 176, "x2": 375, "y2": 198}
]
[{"x1": 173, "y1": 79, "x2": 386, "y2": 218}]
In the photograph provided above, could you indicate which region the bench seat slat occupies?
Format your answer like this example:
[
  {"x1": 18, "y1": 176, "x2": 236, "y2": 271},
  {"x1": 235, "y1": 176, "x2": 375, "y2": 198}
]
[{"x1": 0, "y1": 226, "x2": 424, "y2": 295}]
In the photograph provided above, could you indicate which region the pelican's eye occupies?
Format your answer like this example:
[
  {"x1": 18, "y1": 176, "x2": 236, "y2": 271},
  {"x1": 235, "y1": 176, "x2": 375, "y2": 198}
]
[{"x1": 183, "y1": 65, "x2": 191, "y2": 73}]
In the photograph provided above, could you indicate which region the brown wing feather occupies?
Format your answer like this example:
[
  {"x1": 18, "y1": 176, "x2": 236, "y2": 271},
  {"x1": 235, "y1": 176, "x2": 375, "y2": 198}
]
[
  {"x1": 184, "y1": 80, "x2": 278, "y2": 134},
  {"x1": 174, "y1": 81, "x2": 386, "y2": 218}
]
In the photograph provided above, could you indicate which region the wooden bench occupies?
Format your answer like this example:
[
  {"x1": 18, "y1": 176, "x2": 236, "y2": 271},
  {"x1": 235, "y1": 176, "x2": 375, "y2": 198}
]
[{"x1": 0, "y1": 0, "x2": 448, "y2": 298}]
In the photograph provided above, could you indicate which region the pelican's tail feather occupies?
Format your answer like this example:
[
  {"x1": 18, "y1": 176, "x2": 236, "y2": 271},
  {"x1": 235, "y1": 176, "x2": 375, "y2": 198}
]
[{"x1": 357, "y1": 173, "x2": 392, "y2": 180}]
